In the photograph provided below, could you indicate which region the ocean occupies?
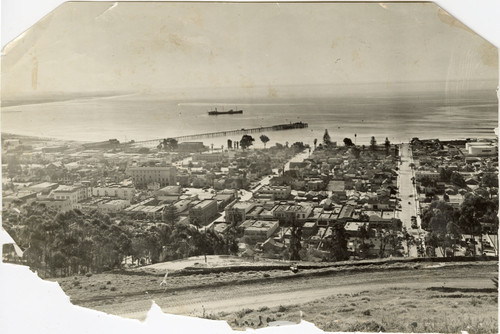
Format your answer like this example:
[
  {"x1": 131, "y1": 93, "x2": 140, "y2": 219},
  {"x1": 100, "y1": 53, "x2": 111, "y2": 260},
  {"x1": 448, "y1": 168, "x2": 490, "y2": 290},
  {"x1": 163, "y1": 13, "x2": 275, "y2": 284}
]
[{"x1": 1, "y1": 86, "x2": 497, "y2": 149}]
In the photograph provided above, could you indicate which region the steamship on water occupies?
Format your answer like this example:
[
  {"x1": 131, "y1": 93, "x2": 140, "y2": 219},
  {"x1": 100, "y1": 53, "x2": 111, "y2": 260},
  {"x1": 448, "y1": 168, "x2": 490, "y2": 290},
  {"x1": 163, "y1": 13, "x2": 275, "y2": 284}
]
[{"x1": 208, "y1": 108, "x2": 243, "y2": 116}]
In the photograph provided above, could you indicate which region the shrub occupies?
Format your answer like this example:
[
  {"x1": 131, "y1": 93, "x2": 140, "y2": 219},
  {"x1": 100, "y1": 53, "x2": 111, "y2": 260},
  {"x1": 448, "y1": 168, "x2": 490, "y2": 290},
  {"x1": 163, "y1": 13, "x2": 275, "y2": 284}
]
[
  {"x1": 236, "y1": 308, "x2": 253, "y2": 318},
  {"x1": 258, "y1": 306, "x2": 269, "y2": 312},
  {"x1": 470, "y1": 298, "x2": 482, "y2": 306},
  {"x1": 352, "y1": 321, "x2": 385, "y2": 332},
  {"x1": 110, "y1": 287, "x2": 117, "y2": 291},
  {"x1": 85, "y1": 273, "x2": 92, "y2": 277},
  {"x1": 278, "y1": 305, "x2": 288, "y2": 312},
  {"x1": 338, "y1": 308, "x2": 355, "y2": 313}
]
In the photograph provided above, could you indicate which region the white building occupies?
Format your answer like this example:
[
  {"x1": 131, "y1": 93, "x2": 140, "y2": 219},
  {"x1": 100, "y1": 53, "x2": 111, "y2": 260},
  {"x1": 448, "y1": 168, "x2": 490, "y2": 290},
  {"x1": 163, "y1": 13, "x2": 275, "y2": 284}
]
[
  {"x1": 468, "y1": 145, "x2": 497, "y2": 156},
  {"x1": 99, "y1": 199, "x2": 131, "y2": 213},
  {"x1": 92, "y1": 184, "x2": 135, "y2": 200},
  {"x1": 258, "y1": 185, "x2": 291, "y2": 200},
  {"x1": 49, "y1": 185, "x2": 90, "y2": 205},
  {"x1": 129, "y1": 165, "x2": 177, "y2": 188}
]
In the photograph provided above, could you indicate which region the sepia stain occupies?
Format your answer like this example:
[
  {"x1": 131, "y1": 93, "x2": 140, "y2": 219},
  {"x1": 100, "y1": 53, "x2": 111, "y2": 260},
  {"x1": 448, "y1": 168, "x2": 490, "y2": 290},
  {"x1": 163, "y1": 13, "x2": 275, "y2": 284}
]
[
  {"x1": 437, "y1": 8, "x2": 474, "y2": 34},
  {"x1": 151, "y1": 37, "x2": 166, "y2": 52},
  {"x1": 31, "y1": 55, "x2": 38, "y2": 90},
  {"x1": 352, "y1": 49, "x2": 359, "y2": 62},
  {"x1": 478, "y1": 41, "x2": 499, "y2": 69},
  {"x1": 351, "y1": 49, "x2": 364, "y2": 68},
  {"x1": 187, "y1": 11, "x2": 204, "y2": 28},
  {"x1": 168, "y1": 33, "x2": 183, "y2": 48},
  {"x1": 268, "y1": 86, "x2": 278, "y2": 98}
]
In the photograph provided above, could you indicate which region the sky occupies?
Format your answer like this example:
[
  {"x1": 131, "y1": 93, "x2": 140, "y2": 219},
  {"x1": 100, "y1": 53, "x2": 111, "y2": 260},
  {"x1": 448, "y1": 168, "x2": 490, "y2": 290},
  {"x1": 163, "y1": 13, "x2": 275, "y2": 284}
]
[{"x1": 1, "y1": 2, "x2": 498, "y2": 100}]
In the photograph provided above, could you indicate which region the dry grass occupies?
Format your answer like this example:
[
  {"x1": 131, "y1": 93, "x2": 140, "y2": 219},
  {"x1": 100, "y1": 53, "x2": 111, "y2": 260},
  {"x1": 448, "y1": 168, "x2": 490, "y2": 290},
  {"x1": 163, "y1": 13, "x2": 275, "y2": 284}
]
[
  {"x1": 219, "y1": 286, "x2": 498, "y2": 333},
  {"x1": 50, "y1": 261, "x2": 498, "y2": 333}
]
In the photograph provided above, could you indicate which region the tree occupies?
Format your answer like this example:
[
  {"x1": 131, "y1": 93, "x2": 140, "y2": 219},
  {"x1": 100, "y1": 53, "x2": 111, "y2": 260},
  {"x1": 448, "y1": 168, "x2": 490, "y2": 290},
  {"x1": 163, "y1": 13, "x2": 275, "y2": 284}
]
[
  {"x1": 384, "y1": 137, "x2": 391, "y2": 155},
  {"x1": 289, "y1": 224, "x2": 302, "y2": 261},
  {"x1": 421, "y1": 201, "x2": 458, "y2": 231},
  {"x1": 159, "y1": 138, "x2": 178, "y2": 151},
  {"x1": 440, "y1": 168, "x2": 453, "y2": 182},
  {"x1": 6, "y1": 155, "x2": 21, "y2": 181},
  {"x1": 350, "y1": 146, "x2": 361, "y2": 159},
  {"x1": 328, "y1": 223, "x2": 349, "y2": 261},
  {"x1": 343, "y1": 138, "x2": 354, "y2": 147},
  {"x1": 163, "y1": 204, "x2": 180, "y2": 225},
  {"x1": 445, "y1": 221, "x2": 462, "y2": 257},
  {"x1": 279, "y1": 214, "x2": 302, "y2": 261},
  {"x1": 240, "y1": 135, "x2": 255, "y2": 150},
  {"x1": 481, "y1": 173, "x2": 498, "y2": 188},
  {"x1": 378, "y1": 230, "x2": 403, "y2": 258},
  {"x1": 458, "y1": 193, "x2": 498, "y2": 256},
  {"x1": 357, "y1": 223, "x2": 371, "y2": 258},
  {"x1": 450, "y1": 172, "x2": 466, "y2": 188},
  {"x1": 323, "y1": 130, "x2": 331, "y2": 147},
  {"x1": 370, "y1": 136, "x2": 377, "y2": 151},
  {"x1": 313, "y1": 138, "x2": 318, "y2": 149},
  {"x1": 291, "y1": 142, "x2": 306, "y2": 153},
  {"x1": 227, "y1": 139, "x2": 233, "y2": 149},
  {"x1": 260, "y1": 135, "x2": 270, "y2": 148},
  {"x1": 419, "y1": 176, "x2": 435, "y2": 188}
]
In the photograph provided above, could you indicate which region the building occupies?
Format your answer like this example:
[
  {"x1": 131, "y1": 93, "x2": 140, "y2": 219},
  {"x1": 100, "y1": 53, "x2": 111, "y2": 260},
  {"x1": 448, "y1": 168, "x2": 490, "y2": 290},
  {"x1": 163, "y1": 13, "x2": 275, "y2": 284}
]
[
  {"x1": 177, "y1": 142, "x2": 207, "y2": 153},
  {"x1": 124, "y1": 198, "x2": 166, "y2": 217},
  {"x1": 172, "y1": 199, "x2": 194, "y2": 216},
  {"x1": 37, "y1": 198, "x2": 73, "y2": 212},
  {"x1": 99, "y1": 199, "x2": 131, "y2": 213},
  {"x1": 42, "y1": 145, "x2": 68, "y2": 153},
  {"x1": 2, "y1": 191, "x2": 38, "y2": 207},
  {"x1": 415, "y1": 171, "x2": 440, "y2": 181},
  {"x1": 272, "y1": 204, "x2": 312, "y2": 222},
  {"x1": 27, "y1": 182, "x2": 60, "y2": 194},
  {"x1": 243, "y1": 220, "x2": 279, "y2": 244},
  {"x1": 3, "y1": 139, "x2": 21, "y2": 149},
  {"x1": 155, "y1": 185, "x2": 182, "y2": 201},
  {"x1": 49, "y1": 185, "x2": 90, "y2": 205},
  {"x1": 468, "y1": 145, "x2": 497, "y2": 156},
  {"x1": 193, "y1": 152, "x2": 227, "y2": 162},
  {"x1": 328, "y1": 180, "x2": 345, "y2": 194},
  {"x1": 225, "y1": 201, "x2": 256, "y2": 224},
  {"x1": 465, "y1": 141, "x2": 495, "y2": 150},
  {"x1": 92, "y1": 184, "x2": 135, "y2": 200},
  {"x1": 214, "y1": 192, "x2": 236, "y2": 211},
  {"x1": 130, "y1": 165, "x2": 177, "y2": 188},
  {"x1": 189, "y1": 199, "x2": 218, "y2": 226},
  {"x1": 258, "y1": 185, "x2": 291, "y2": 200}
]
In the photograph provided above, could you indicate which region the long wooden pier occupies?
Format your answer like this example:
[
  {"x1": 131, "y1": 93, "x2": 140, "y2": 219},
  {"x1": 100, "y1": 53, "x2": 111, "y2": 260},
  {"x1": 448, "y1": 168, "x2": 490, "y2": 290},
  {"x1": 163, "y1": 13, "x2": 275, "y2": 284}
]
[{"x1": 130, "y1": 122, "x2": 308, "y2": 147}]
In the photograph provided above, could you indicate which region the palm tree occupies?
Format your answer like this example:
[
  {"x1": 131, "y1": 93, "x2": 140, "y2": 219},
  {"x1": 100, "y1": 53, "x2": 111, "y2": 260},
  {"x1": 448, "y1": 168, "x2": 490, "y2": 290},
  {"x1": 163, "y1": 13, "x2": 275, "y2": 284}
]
[
  {"x1": 370, "y1": 136, "x2": 377, "y2": 151},
  {"x1": 323, "y1": 130, "x2": 331, "y2": 147}
]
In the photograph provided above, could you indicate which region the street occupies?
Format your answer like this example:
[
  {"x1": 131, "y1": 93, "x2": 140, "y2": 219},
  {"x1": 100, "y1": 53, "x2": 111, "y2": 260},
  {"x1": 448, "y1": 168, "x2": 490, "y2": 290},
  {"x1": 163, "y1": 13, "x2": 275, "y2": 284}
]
[{"x1": 398, "y1": 143, "x2": 424, "y2": 257}]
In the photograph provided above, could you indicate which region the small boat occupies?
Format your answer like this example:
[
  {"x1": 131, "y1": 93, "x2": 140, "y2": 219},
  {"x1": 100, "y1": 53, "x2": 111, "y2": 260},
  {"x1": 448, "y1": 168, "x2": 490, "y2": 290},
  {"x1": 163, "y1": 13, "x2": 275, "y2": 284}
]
[{"x1": 208, "y1": 108, "x2": 243, "y2": 116}]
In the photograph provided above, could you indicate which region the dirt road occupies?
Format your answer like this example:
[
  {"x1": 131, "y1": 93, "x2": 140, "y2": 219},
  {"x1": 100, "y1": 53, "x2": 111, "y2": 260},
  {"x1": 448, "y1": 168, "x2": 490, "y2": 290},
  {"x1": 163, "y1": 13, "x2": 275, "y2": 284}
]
[{"x1": 87, "y1": 263, "x2": 496, "y2": 320}]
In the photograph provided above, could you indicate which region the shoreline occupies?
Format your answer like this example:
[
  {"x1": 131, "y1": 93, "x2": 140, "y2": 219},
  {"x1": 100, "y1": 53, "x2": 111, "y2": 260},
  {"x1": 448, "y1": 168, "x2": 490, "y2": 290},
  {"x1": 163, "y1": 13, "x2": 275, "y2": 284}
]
[{"x1": 2, "y1": 130, "x2": 497, "y2": 148}]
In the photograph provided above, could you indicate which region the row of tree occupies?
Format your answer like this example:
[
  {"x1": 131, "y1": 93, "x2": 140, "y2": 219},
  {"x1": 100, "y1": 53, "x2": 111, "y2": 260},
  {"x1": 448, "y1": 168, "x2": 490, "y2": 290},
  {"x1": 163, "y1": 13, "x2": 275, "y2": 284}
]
[
  {"x1": 4, "y1": 203, "x2": 239, "y2": 277},
  {"x1": 421, "y1": 193, "x2": 498, "y2": 256},
  {"x1": 157, "y1": 135, "x2": 272, "y2": 152}
]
